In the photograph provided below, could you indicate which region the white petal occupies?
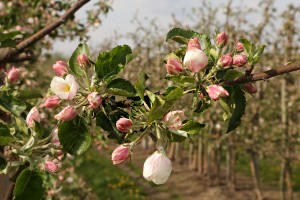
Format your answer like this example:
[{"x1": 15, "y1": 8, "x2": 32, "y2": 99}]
[
  {"x1": 151, "y1": 153, "x2": 172, "y2": 185},
  {"x1": 143, "y1": 151, "x2": 159, "y2": 181}
]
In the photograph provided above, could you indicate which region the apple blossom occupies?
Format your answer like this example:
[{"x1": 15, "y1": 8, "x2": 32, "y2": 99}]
[
  {"x1": 87, "y1": 92, "x2": 102, "y2": 108},
  {"x1": 7, "y1": 66, "x2": 19, "y2": 83},
  {"x1": 26, "y1": 106, "x2": 41, "y2": 127},
  {"x1": 162, "y1": 110, "x2": 186, "y2": 130},
  {"x1": 116, "y1": 118, "x2": 133, "y2": 132},
  {"x1": 52, "y1": 61, "x2": 68, "y2": 76},
  {"x1": 216, "y1": 32, "x2": 228, "y2": 47},
  {"x1": 52, "y1": 128, "x2": 60, "y2": 147},
  {"x1": 243, "y1": 83, "x2": 257, "y2": 94},
  {"x1": 77, "y1": 53, "x2": 90, "y2": 68},
  {"x1": 54, "y1": 106, "x2": 76, "y2": 121},
  {"x1": 50, "y1": 74, "x2": 79, "y2": 100},
  {"x1": 183, "y1": 37, "x2": 208, "y2": 73},
  {"x1": 143, "y1": 150, "x2": 172, "y2": 185},
  {"x1": 44, "y1": 161, "x2": 58, "y2": 173},
  {"x1": 165, "y1": 57, "x2": 184, "y2": 75},
  {"x1": 43, "y1": 96, "x2": 60, "y2": 108},
  {"x1": 111, "y1": 145, "x2": 131, "y2": 165},
  {"x1": 233, "y1": 54, "x2": 247, "y2": 67},
  {"x1": 207, "y1": 85, "x2": 229, "y2": 100},
  {"x1": 236, "y1": 42, "x2": 244, "y2": 52},
  {"x1": 218, "y1": 53, "x2": 233, "y2": 68}
]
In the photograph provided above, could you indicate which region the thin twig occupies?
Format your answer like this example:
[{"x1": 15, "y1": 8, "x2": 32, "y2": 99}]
[
  {"x1": 0, "y1": 0, "x2": 90, "y2": 63},
  {"x1": 224, "y1": 62, "x2": 300, "y2": 85}
]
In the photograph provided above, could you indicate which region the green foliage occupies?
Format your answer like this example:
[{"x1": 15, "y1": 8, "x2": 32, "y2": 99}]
[
  {"x1": 181, "y1": 120, "x2": 205, "y2": 135},
  {"x1": 58, "y1": 116, "x2": 91, "y2": 155},
  {"x1": 0, "y1": 157, "x2": 6, "y2": 171},
  {"x1": 239, "y1": 38, "x2": 265, "y2": 65},
  {"x1": 68, "y1": 42, "x2": 90, "y2": 76},
  {"x1": 95, "y1": 45, "x2": 133, "y2": 82},
  {"x1": 147, "y1": 87, "x2": 183, "y2": 124},
  {"x1": 0, "y1": 121, "x2": 15, "y2": 145},
  {"x1": 165, "y1": 75, "x2": 195, "y2": 87},
  {"x1": 13, "y1": 168, "x2": 45, "y2": 200},
  {"x1": 106, "y1": 78, "x2": 137, "y2": 97},
  {"x1": 0, "y1": 31, "x2": 21, "y2": 48},
  {"x1": 96, "y1": 111, "x2": 124, "y2": 143},
  {"x1": 135, "y1": 71, "x2": 149, "y2": 101},
  {"x1": 0, "y1": 93, "x2": 26, "y2": 116},
  {"x1": 226, "y1": 86, "x2": 246, "y2": 133},
  {"x1": 216, "y1": 69, "x2": 244, "y2": 81}
]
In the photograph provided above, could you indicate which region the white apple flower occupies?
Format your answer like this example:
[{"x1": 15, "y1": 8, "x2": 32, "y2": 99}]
[{"x1": 50, "y1": 74, "x2": 79, "y2": 100}]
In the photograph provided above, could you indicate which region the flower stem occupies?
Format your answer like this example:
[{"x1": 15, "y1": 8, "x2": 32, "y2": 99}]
[{"x1": 132, "y1": 125, "x2": 152, "y2": 144}]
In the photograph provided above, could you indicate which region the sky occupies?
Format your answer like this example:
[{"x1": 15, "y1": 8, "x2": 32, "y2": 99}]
[{"x1": 52, "y1": 0, "x2": 300, "y2": 56}]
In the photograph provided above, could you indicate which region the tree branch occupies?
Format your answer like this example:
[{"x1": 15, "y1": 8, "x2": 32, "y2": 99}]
[
  {"x1": 224, "y1": 62, "x2": 300, "y2": 85},
  {"x1": 0, "y1": 0, "x2": 90, "y2": 63}
]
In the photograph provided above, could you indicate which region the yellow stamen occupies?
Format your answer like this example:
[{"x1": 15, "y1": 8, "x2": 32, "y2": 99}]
[{"x1": 64, "y1": 85, "x2": 70, "y2": 92}]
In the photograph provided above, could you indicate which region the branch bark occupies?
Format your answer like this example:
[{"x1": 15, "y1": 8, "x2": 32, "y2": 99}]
[
  {"x1": 224, "y1": 62, "x2": 300, "y2": 85},
  {"x1": 0, "y1": 0, "x2": 90, "y2": 63}
]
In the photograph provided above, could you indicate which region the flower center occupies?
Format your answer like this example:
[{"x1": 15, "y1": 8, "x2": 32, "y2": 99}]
[{"x1": 64, "y1": 85, "x2": 70, "y2": 92}]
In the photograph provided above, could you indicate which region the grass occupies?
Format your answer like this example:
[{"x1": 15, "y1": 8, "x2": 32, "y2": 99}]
[{"x1": 75, "y1": 148, "x2": 147, "y2": 200}]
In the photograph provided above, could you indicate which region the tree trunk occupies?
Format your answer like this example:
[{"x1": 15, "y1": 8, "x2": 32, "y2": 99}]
[
  {"x1": 250, "y1": 151, "x2": 263, "y2": 200},
  {"x1": 197, "y1": 136, "x2": 204, "y2": 176},
  {"x1": 226, "y1": 134, "x2": 236, "y2": 190}
]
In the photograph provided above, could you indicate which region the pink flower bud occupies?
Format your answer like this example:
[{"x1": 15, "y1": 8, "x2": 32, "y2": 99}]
[
  {"x1": 207, "y1": 85, "x2": 229, "y2": 100},
  {"x1": 165, "y1": 58, "x2": 183, "y2": 75},
  {"x1": 243, "y1": 83, "x2": 257, "y2": 94},
  {"x1": 44, "y1": 161, "x2": 58, "y2": 173},
  {"x1": 43, "y1": 96, "x2": 60, "y2": 108},
  {"x1": 162, "y1": 110, "x2": 186, "y2": 130},
  {"x1": 54, "y1": 106, "x2": 76, "y2": 121},
  {"x1": 233, "y1": 54, "x2": 247, "y2": 67},
  {"x1": 236, "y1": 42, "x2": 244, "y2": 52},
  {"x1": 183, "y1": 37, "x2": 208, "y2": 73},
  {"x1": 52, "y1": 61, "x2": 68, "y2": 77},
  {"x1": 216, "y1": 32, "x2": 228, "y2": 47},
  {"x1": 111, "y1": 145, "x2": 131, "y2": 165},
  {"x1": 143, "y1": 150, "x2": 172, "y2": 185},
  {"x1": 218, "y1": 53, "x2": 233, "y2": 68},
  {"x1": 116, "y1": 118, "x2": 133, "y2": 132},
  {"x1": 52, "y1": 128, "x2": 60, "y2": 147},
  {"x1": 87, "y1": 92, "x2": 102, "y2": 108},
  {"x1": 77, "y1": 54, "x2": 90, "y2": 68},
  {"x1": 7, "y1": 66, "x2": 19, "y2": 83},
  {"x1": 26, "y1": 106, "x2": 41, "y2": 127}
]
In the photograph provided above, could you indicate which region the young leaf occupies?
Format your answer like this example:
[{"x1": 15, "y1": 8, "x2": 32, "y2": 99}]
[
  {"x1": 166, "y1": 28, "x2": 199, "y2": 44},
  {"x1": 68, "y1": 42, "x2": 90, "y2": 76},
  {"x1": 165, "y1": 74, "x2": 195, "y2": 87},
  {"x1": 96, "y1": 111, "x2": 123, "y2": 143},
  {"x1": 58, "y1": 116, "x2": 91, "y2": 155},
  {"x1": 147, "y1": 87, "x2": 183, "y2": 124},
  {"x1": 135, "y1": 71, "x2": 149, "y2": 101},
  {"x1": 181, "y1": 120, "x2": 205, "y2": 135},
  {"x1": 226, "y1": 86, "x2": 246, "y2": 133},
  {"x1": 0, "y1": 93, "x2": 26, "y2": 116},
  {"x1": 95, "y1": 45, "x2": 132, "y2": 82},
  {"x1": 166, "y1": 130, "x2": 187, "y2": 142},
  {"x1": 106, "y1": 78, "x2": 137, "y2": 97},
  {"x1": 0, "y1": 122, "x2": 15, "y2": 145},
  {"x1": 13, "y1": 168, "x2": 45, "y2": 200}
]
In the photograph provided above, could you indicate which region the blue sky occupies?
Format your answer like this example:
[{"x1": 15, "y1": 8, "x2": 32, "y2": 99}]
[{"x1": 52, "y1": 0, "x2": 299, "y2": 55}]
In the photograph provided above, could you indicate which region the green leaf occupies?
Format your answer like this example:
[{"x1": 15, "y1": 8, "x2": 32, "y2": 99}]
[
  {"x1": 216, "y1": 69, "x2": 244, "y2": 81},
  {"x1": 0, "y1": 31, "x2": 21, "y2": 42},
  {"x1": 166, "y1": 28, "x2": 199, "y2": 44},
  {"x1": 0, "y1": 93, "x2": 26, "y2": 116},
  {"x1": 147, "y1": 87, "x2": 183, "y2": 124},
  {"x1": 58, "y1": 116, "x2": 91, "y2": 155},
  {"x1": 181, "y1": 120, "x2": 205, "y2": 135},
  {"x1": 166, "y1": 130, "x2": 188, "y2": 142},
  {"x1": 16, "y1": 90, "x2": 43, "y2": 100},
  {"x1": 226, "y1": 86, "x2": 246, "y2": 133},
  {"x1": 239, "y1": 38, "x2": 255, "y2": 57},
  {"x1": 68, "y1": 42, "x2": 90, "y2": 76},
  {"x1": 135, "y1": 71, "x2": 149, "y2": 101},
  {"x1": 106, "y1": 78, "x2": 137, "y2": 97},
  {"x1": 165, "y1": 75, "x2": 194, "y2": 87},
  {"x1": 96, "y1": 111, "x2": 123, "y2": 143},
  {"x1": 0, "y1": 157, "x2": 6, "y2": 171},
  {"x1": 0, "y1": 122, "x2": 15, "y2": 145},
  {"x1": 13, "y1": 168, "x2": 45, "y2": 200},
  {"x1": 32, "y1": 122, "x2": 44, "y2": 139},
  {"x1": 95, "y1": 45, "x2": 132, "y2": 82},
  {"x1": 252, "y1": 44, "x2": 265, "y2": 64}
]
